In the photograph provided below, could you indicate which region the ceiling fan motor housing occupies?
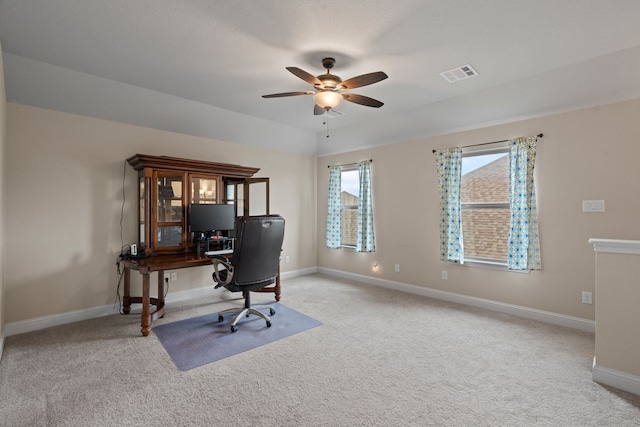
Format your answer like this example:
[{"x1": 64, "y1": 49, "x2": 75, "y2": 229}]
[
  {"x1": 321, "y1": 57, "x2": 336, "y2": 69},
  {"x1": 316, "y1": 74, "x2": 342, "y2": 89},
  {"x1": 316, "y1": 57, "x2": 342, "y2": 89}
]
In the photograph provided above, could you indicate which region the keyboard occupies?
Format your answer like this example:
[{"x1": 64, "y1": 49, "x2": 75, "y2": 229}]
[{"x1": 205, "y1": 249, "x2": 233, "y2": 256}]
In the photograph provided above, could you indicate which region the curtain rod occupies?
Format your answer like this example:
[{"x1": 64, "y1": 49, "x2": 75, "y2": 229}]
[
  {"x1": 327, "y1": 159, "x2": 373, "y2": 168},
  {"x1": 432, "y1": 133, "x2": 543, "y2": 153}
]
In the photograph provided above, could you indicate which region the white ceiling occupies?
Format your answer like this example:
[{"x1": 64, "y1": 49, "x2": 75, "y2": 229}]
[{"x1": 2, "y1": 0, "x2": 640, "y2": 156}]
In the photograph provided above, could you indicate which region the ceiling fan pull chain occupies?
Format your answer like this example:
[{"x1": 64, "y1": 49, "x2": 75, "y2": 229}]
[{"x1": 325, "y1": 114, "x2": 330, "y2": 138}]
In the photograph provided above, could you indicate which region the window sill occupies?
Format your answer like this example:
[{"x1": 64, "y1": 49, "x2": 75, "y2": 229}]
[{"x1": 462, "y1": 258, "x2": 530, "y2": 274}]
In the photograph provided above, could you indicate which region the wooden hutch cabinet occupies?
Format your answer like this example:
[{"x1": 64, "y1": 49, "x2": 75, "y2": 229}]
[{"x1": 127, "y1": 154, "x2": 266, "y2": 255}]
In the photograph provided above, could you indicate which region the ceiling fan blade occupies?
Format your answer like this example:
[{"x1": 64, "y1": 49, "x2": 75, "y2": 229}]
[
  {"x1": 314, "y1": 104, "x2": 325, "y2": 115},
  {"x1": 339, "y1": 71, "x2": 388, "y2": 90},
  {"x1": 342, "y1": 93, "x2": 384, "y2": 108},
  {"x1": 262, "y1": 91, "x2": 314, "y2": 98},
  {"x1": 286, "y1": 67, "x2": 323, "y2": 87}
]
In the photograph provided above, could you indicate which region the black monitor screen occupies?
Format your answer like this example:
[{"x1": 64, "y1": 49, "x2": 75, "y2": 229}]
[{"x1": 190, "y1": 204, "x2": 236, "y2": 233}]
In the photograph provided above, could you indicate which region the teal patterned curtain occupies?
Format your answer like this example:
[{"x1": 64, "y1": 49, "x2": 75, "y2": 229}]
[
  {"x1": 435, "y1": 148, "x2": 463, "y2": 263},
  {"x1": 356, "y1": 160, "x2": 375, "y2": 252},
  {"x1": 508, "y1": 136, "x2": 541, "y2": 270},
  {"x1": 326, "y1": 165, "x2": 342, "y2": 249}
]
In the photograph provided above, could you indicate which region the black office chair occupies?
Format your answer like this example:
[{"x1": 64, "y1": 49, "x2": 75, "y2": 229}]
[{"x1": 211, "y1": 215, "x2": 285, "y2": 332}]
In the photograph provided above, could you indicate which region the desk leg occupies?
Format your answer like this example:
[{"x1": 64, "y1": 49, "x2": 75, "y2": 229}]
[
  {"x1": 141, "y1": 272, "x2": 151, "y2": 336},
  {"x1": 254, "y1": 265, "x2": 281, "y2": 301},
  {"x1": 123, "y1": 267, "x2": 131, "y2": 314},
  {"x1": 275, "y1": 270, "x2": 281, "y2": 302},
  {"x1": 157, "y1": 270, "x2": 165, "y2": 319}
]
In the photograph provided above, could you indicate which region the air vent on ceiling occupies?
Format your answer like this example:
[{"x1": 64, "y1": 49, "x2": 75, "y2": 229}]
[{"x1": 439, "y1": 64, "x2": 478, "y2": 83}]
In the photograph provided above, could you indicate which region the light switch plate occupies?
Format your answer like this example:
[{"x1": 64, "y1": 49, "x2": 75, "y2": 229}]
[{"x1": 582, "y1": 200, "x2": 605, "y2": 212}]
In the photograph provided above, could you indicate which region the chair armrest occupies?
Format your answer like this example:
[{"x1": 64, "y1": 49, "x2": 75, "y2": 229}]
[{"x1": 211, "y1": 257, "x2": 233, "y2": 287}]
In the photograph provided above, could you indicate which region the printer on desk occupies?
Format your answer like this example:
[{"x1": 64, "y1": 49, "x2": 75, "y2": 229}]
[
  {"x1": 206, "y1": 236, "x2": 234, "y2": 251},
  {"x1": 196, "y1": 235, "x2": 235, "y2": 257}
]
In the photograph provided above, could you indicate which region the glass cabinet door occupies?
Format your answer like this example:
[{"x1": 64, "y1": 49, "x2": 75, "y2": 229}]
[
  {"x1": 139, "y1": 177, "x2": 146, "y2": 246},
  {"x1": 156, "y1": 172, "x2": 184, "y2": 249},
  {"x1": 248, "y1": 178, "x2": 269, "y2": 216},
  {"x1": 224, "y1": 178, "x2": 269, "y2": 217},
  {"x1": 224, "y1": 179, "x2": 244, "y2": 217},
  {"x1": 190, "y1": 175, "x2": 220, "y2": 205}
]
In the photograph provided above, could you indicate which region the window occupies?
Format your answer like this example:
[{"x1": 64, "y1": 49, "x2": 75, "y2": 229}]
[
  {"x1": 327, "y1": 160, "x2": 375, "y2": 252},
  {"x1": 340, "y1": 167, "x2": 359, "y2": 247},
  {"x1": 437, "y1": 136, "x2": 541, "y2": 270},
  {"x1": 460, "y1": 148, "x2": 509, "y2": 265}
]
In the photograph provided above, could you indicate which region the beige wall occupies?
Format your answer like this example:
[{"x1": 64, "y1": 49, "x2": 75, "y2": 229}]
[
  {"x1": 0, "y1": 43, "x2": 6, "y2": 341},
  {"x1": 318, "y1": 98, "x2": 640, "y2": 320},
  {"x1": 4, "y1": 104, "x2": 317, "y2": 323}
]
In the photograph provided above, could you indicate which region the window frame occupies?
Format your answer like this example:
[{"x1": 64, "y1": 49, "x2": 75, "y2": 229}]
[
  {"x1": 340, "y1": 166, "x2": 359, "y2": 249},
  {"x1": 460, "y1": 146, "x2": 510, "y2": 269}
]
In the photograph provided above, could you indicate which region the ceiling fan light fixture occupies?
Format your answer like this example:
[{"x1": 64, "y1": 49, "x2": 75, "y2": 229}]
[{"x1": 313, "y1": 90, "x2": 342, "y2": 110}]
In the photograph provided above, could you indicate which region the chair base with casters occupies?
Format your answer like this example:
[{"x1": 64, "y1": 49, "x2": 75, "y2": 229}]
[{"x1": 217, "y1": 289, "x2": 276, "y2": 333}]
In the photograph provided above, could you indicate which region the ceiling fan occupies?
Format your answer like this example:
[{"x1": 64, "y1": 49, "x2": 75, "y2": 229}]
[{"x1": 262, "y1": 57, "x2": 388, "y2": 115}]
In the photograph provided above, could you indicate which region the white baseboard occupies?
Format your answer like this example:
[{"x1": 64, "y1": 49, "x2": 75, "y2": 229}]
[
  {"x1": 593, "y1": 359, "x2": 640, "y2": 396},
  {"x1": 4, "y1": 267, "x2": 317, "y2": 337},
  {"x1": 317, "y1": 267, "x2": 596, "y2": 333},
  {"x1": 5, "y1": 304, "x2": 121, "y2": 337},
  {"x1": 281, "y1": 266, "x2": 317, "y2": 280}
]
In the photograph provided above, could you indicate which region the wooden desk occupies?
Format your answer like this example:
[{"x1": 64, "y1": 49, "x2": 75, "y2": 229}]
[{"x1": 121, "y1": 253, "x2": 280, "y2": 336}]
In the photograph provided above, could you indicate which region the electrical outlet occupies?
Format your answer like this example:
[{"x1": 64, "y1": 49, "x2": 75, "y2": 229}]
[
  {"x1": 441, "y1": 271, "x2": 448, "y2": 280},
  {"x1": 170, "y1": 272, "x2": 177, "y2": 282},
  {"x1": 394, "y1": 264, "x2": 400, "y2": 273},
  {"x1": 285, "y1": 255, "x2": 290, "y2": 263},
  {"x1": 582, "y1": 291, "x2": 592, "y2": 304}
]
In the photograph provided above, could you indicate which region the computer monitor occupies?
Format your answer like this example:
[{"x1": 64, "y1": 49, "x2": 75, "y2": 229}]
[{"x1": 190, "y1": 203, "x2": 236, "y2": 234}]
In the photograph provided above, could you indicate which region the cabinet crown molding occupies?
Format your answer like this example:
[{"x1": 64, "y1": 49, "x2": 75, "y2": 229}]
[{"x1": 127, "y1": 154, "x2": 260, "y2": 178}]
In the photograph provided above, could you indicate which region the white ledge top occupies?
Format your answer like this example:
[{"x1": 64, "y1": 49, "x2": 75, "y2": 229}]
[{"x1": 589, "y1": 238, "x2": 640, "y2": 255}]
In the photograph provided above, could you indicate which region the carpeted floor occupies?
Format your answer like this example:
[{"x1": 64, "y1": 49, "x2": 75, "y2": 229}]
[{"x1": 1, "y1": 273, "x2": 639, "y2": 426}]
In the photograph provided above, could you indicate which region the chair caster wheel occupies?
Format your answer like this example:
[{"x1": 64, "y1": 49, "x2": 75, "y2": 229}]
[
  {"x1": 230, "y1": 325, "x2": 238, "y2": 333},
  {"x1": 269, "y1": 308, "x2": 276, "y2": 316},
  {"x1": 218, "y1": 315, "x2": 224, "y2": 323},
  {"x1": 266, "y1": 321, "x2": 272, "y2": 328}
]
